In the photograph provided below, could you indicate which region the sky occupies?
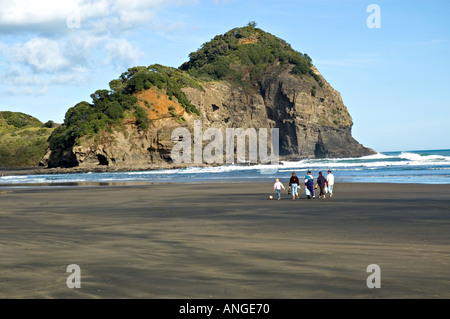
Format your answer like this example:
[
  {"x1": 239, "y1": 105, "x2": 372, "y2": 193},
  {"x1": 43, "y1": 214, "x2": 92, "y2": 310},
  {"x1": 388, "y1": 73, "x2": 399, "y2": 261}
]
[{"x1": 0, "y1": 0, "x2": 449, "y2": 153}]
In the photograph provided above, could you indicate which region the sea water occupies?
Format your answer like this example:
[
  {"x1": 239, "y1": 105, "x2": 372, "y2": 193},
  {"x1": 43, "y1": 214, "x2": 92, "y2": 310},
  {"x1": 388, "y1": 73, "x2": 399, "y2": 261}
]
[{"x1": 1, "y1": 149, "x2": 449, "y2": 186}]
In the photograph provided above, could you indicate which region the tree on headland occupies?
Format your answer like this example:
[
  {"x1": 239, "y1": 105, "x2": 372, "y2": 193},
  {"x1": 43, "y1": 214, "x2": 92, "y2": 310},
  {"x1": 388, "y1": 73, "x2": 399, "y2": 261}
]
[{"x1": 179, "y1": 24, "x2": 323, "y2": 87}]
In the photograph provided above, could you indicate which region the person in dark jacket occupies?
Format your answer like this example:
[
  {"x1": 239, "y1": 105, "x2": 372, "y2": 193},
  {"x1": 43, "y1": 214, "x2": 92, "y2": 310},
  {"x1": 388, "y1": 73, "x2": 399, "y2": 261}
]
[
  {"x1": 317, "y1": 171, "x2": 327, "y2": 199},
  {"x1": 288, "y1": 171, "x2": 300, "y2": 200}
]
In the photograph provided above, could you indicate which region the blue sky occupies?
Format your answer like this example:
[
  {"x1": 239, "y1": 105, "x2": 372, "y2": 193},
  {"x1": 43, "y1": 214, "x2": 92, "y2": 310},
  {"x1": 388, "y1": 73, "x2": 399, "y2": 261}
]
[{"x1": 0, "y1": 0, "x2": 449, "y2": 152}]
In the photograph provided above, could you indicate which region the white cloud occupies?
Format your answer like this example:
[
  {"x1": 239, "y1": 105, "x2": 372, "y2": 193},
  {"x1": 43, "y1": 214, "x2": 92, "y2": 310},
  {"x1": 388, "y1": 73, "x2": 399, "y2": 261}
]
[
  {"x1": 114, "y1": 0, "x2": 160, "y2": 27},
  {"x1": 13, "y1": 37, "x2": 69, "y2": 72},
  {"x1": 0, "y1": 0, "x2": 195, "y2": 34},
  {"x1": 0, "y1": 0, "x2": 114, "y2": 32},
  {"x1": 0, "y1": 41, "x2": 7, "y2": 54},
  {"x1": 0, "y1": 0, "x2": 79, "y2": 25},
  {"x1": 0, "y1": 62, "x2": 92, "y2": 96},
  {"x1": 49, "y1": 66, "x2": 90, "y2": 85},
  {"x1": 104, "y1": 38, "x2": 143, "y2": 68},
  {"x1": 2, "y1": 86, "x2": 48, "y2": 97},
  {"x1": 1, "y1": 0, "x2": 196, "y2": 70},
  {"x1": 0, "y1": 0, "x2": 196, "y2": 97},
  {"x1": 3, "y1": 65, "x2": 45, "y2": 86},
  {"x1": 1, "y1": 33, "x2": 141, "y2": 95}
]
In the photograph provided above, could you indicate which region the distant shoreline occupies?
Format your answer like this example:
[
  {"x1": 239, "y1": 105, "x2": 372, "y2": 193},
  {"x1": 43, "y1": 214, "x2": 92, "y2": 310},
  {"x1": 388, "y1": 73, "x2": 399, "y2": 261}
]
[
  {"x1": 0, "y1": 164, "x2": 207, "y2": 176},
  {"x1": 2, "y1": 148, "x2": 449, "y2": 185}
]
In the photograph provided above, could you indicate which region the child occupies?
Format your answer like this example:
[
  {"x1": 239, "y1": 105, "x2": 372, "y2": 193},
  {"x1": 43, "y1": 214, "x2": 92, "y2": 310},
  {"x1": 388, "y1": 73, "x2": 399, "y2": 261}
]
[{"x1": 273, "y1": 178, "x2": 285, "y2": 200}]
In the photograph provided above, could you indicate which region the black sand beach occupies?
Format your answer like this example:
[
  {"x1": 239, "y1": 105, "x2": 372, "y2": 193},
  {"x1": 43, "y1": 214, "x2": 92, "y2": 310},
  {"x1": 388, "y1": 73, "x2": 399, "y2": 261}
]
[{"x1": 0, "y1": 182, "x2": 449, "y2": 298}]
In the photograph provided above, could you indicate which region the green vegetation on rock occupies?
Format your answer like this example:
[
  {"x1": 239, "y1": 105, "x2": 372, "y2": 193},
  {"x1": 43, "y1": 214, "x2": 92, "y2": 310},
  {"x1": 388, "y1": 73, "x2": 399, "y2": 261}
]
[
  {"x1": 117, "y1": 64, "x2": 202, "y2": 114},
  {"x1": 0, "y1": 111, "x2": 42, "y2": 129},
  {"x1": 180, "y1": 23, "x2": 323, "y2": 87},
  {"x1": 48, "y1": 64, "x2": 202, "y2": 152},
  {"x1": 0, "y1": 112, "x2": 54, "y2": 167}
]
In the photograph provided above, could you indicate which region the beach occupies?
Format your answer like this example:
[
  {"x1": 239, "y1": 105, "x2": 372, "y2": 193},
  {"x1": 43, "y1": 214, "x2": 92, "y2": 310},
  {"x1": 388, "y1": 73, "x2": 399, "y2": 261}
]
[{"x1": 0, "y1": 182, "x2": 449, "y2": 299}]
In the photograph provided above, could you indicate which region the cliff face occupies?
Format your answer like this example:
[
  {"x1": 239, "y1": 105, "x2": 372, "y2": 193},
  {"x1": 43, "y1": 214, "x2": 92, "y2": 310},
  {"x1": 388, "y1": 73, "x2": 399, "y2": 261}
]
[
  {"x1": 183, "y1": 65, "x2": 374, "y2": 160},
  {"x1": 43, "y1": 114, "x2": 193, "y2": 169},
  {"x1": 42, "y1": 26, "x2": 375, "y2": 169},
  {"x1": 43, "y1": 69, "x2": 373, "y2": 169}
]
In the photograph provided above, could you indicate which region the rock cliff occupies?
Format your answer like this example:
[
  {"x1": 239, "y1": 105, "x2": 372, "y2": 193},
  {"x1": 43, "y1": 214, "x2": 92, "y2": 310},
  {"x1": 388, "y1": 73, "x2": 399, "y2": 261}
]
[
  {"x1": 183, "y1": 65, "x2": 373, "y2": 160},
  {"x1": 42, "y1": 25, "x2": 375, "y2": 169}
]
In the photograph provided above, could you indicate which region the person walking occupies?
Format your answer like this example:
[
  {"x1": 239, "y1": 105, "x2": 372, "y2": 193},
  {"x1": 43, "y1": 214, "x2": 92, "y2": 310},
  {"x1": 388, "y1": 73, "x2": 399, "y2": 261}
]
[
  {"x1": 288, "y1": 171, "x2": 300, "y2": 200},
  {"x1": 304, "y1": 171, "x2": 315, "y2": 199},
  {"x1": 273, "y1": 178, "x2": 285, "y2": 200},
  {"x1": 326, "y1": 170, "x2": 335, "y2": 198},
  {"x1": 317, "y1": 171, "x2": 327, "y2": 199}
]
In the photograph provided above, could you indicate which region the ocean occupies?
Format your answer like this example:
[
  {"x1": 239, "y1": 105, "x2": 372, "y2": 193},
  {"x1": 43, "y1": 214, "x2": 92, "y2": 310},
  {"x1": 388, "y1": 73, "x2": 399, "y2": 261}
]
[{"x1": 1, "y1": 149, "x2": 449, "y2": 186}]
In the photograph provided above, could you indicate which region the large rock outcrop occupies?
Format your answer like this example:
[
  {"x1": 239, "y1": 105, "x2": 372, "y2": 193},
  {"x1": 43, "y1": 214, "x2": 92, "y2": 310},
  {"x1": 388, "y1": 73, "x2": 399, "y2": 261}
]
[
  {"x1": 42, "y1": 25, "x2": 375, "y2": 170},
  {"x1": 183, "y1": 66, "x2": 374, "y2": 160}
]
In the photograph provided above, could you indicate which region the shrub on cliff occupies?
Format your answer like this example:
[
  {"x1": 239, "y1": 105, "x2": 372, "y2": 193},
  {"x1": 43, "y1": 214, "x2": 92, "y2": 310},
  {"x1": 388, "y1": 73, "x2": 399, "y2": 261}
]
[
  {"x1": 180, "y1": 24, "x2": 322, "y2": 86},
  {"x1": 48, "y1": 92, "x2": 138, "y2": 151},
  {"x1": 48, "y1": 64, "x2": 202, "y2": 152},
  {"x1": 118, "y1": 65, "x2": 201, "y2": 115}
]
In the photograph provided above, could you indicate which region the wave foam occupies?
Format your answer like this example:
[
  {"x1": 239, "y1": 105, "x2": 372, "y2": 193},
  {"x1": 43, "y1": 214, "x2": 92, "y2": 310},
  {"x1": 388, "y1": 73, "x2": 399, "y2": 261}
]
[{"x1": 399, "y1": 152, "x2": 450, "y2": 162}]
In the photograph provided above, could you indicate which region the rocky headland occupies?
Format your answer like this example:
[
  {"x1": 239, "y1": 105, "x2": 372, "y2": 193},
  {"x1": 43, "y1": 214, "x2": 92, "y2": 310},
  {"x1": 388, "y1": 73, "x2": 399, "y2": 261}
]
[{"x1": 40, "y1": 24, "x2": 375, "y2": 171}]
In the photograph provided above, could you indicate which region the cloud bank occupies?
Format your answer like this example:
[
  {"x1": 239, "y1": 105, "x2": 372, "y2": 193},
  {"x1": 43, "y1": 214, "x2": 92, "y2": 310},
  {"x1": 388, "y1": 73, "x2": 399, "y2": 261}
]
[{"x1": 0, "y1": 0, "x2": 195, "y2": 95}]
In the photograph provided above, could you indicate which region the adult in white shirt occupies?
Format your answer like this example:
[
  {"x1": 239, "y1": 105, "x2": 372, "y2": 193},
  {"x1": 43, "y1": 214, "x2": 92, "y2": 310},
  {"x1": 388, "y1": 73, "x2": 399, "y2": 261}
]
[{"x1": 326, "y1": 170, "x2": 335, "y2": 198}]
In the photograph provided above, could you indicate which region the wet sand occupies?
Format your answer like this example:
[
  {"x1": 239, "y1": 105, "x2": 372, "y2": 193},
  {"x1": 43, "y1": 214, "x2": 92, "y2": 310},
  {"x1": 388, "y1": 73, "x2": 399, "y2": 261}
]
[{"x1": 0, "y1": 182, "x2": 449, "y2": 298}]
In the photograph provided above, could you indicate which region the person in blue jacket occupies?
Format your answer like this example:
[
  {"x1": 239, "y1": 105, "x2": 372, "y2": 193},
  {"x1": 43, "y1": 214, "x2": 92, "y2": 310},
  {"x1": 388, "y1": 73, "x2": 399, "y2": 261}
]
[{"x1": 304, "y1": 171, "x2": 315, "y2": 199}]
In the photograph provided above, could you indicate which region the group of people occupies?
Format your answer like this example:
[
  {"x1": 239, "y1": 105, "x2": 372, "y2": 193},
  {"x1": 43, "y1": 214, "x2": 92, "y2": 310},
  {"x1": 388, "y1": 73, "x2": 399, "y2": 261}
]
[{"x1": 273, "y1": 170, "x2": 335, "y2": 200}]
